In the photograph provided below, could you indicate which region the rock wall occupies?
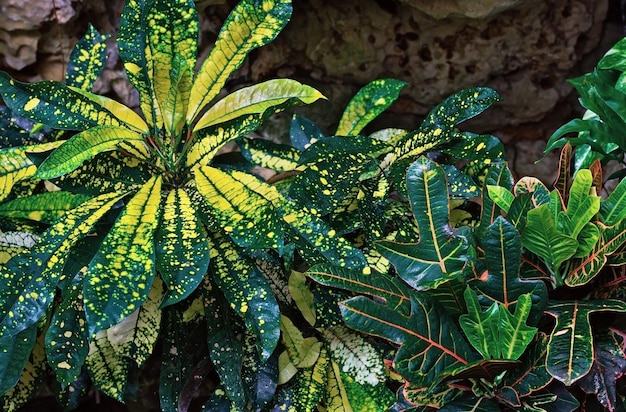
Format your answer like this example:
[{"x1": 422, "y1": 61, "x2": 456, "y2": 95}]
[{"x1": 0, "y1": 0, "x2": 620, "y2": 182}]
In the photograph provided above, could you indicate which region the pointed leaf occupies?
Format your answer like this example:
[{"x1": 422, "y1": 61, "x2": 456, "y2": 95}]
[
  {"x1": 288, "y1": 270, "x2": 316, "y2": 326},
  {"x1": 65, "y1": 24, "x2": 109, "y2": 90},
  {"x1": 336, "y1": 78, "x2": 407, "y2": 136},
  {"x1": 601, "y1": 175, "x2": 626, "y2": 226},
  {"x1": 45, "y1": 272, "x2": 89, "y2": 387},
  {"x1": 238, "y1": 137, "x2": 301, "y2": 172},
  {"x1": 281, "y1": 315, "x2": 322, "y2": 368},
  {"x1": 545, "y1": 299, "x2": 626, "y2": 385},
  {"x1": 471, "y1": 217, "x2": 548, "y2": 326},
  {"x1": 0, "y1": 141, "x2": 62, "y2": 201},
  {"x1": 194, "y1": 79, "x2": 324, "y2": 132},
  {"x1": 35, "y1": 126, "x2": 146, "y2": 179},
  {"x1": 459, "y1": 287, "x2": 501, "y2": 359},
  {"x1": 208, "y1": 231, "x2": 280, "y2": 361},
  {"x1": 84, "y1": 176, "x2": 162, "y2": 335},
  {"x1": 562, "y1": 169, "x2": 600, "y2": 237},
  {"x1": 376, "y1": 157, "x2": 469, "y2": 291},
  {"x1": 0, "y1": 72, "x2": 147, "y2": 132},
  {"x1": 290, "y1": 113, "x2": 325, "y2": 150},
  {"x1": 487, "y1": 185, "x2": 515, "y2": 213},
  {"x1": 306, "y1": 264, "x2": 412, "y2": 315},
  {"x1": 0, "y1": 192, "x2": 89, "y2": 224},
  {"x1": 156, "y1": 188, "x2": 210, "y2": 307},
  {"x1": 0, "y1": 191, "x2": 128, "y2": 337},
  {"x1": 187, "y1": 0, "x2": 292, "y2": 122},
  {"x1": 522, "y1": 204, "x2": 578, "y2": 272},
  {"x1": 340, "y1": 295, "x2": 478, "y2": 387},
  {"x1": 288, "y1": 346, "x2": 329, "y2": 411},
  {"x1": 502, "y1": 333, "x2": 552, "y2": 397}
]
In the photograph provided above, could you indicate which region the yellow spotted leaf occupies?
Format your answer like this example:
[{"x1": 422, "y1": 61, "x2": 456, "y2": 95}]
[
  {"x1": 194, "y1": 166, "x2": 283, "y2": 250},
  {"x1": 156, "y1": 188, "x2": 210, "y2": 307},
  {"x1": 0, "y1": 191, "x2": 129, "y2": 338},
  {"x1": 280, "y1": 315, "x2": 322, "y2": 368},
  {"x1": 65, "y1": 24, "x2": 109, "y2": 91},
  {"x1": 0, "y1": 141, "x2": 62, "y2": 201},
  {"x1": 187, "y1": 0, "x2": 292, "y2": 122},
  {"x1": 86, "y1": 330, "x2": 131, "y2": 402},
  {"x1": 0, "y1": 192, "x2": 90, "y2": 224},
  {"x1": 35, "y1": 125, "x2": 146, "y2": 180},
  {"x1": 107, "y1": 277, "x2": 164, "y2": 366},
  {"x1": 83, "y1": 176, "x2": 162, "y2": 335}
]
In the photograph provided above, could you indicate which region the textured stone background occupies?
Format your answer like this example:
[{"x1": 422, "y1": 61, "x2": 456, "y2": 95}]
[{"x1": 0, "y1": 0, "x2": 622, "y2": 182}]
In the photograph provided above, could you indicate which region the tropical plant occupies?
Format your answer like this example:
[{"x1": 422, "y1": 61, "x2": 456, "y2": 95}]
[
  {"x1": 545, "y1": 37, "x2": 626, "y2": 179},
  {"x1": 0, "y1": 0, "x2": 373, "y2": 410}
]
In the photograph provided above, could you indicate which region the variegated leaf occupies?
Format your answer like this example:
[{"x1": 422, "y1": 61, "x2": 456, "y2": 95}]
[
  {"x1": 35, "y1": 125, "x2": 146, "y2": 179},
  {"x1": 106, "y1": 277, "x2": 163, "y2": 366},
  {"x1": 0, "y1": 192, "x2": 89, "y2": 224},
  {"x1": 208, "y1": 230, "x2": 280, "y2": 361},
  {"x1": 238, "y1": 137, "x2": 301, "y2": 171},
  {"x1": 0, "y1": 191, "x2": 128, "y2": 338},
  {"x1": 194, "y1": 79, "x2": 324, "y2": 132},
  {"x1": 187, "y1": 0, "x2": 292, "y2": 122},
  {"x1": 336, "y1": 78, "x2": 407, "y2": 136},
  {"x1": 84, "y1": 176, "x2": 162, "y2": 335},
  {"x1": 86, "y1": 330, "x2": 132, "y2": 402},
  {"x1": 194, "y1": 166, "x2": 283, "y2": 250},
  {"x1": 0, "y1": 141, "x2": 62, "y2": 201},
  {"x1": 65, "y1": 24, "x2": 109, "y2": 91},
  {"x1": 0, "y1": 72, "x2": 148, "y2": 132},
  {"x1": 156, "y1": 187, "x2": 210, "y2": 307},
  {"x1": 288, "y1": 346, "x2": 329, "y2": 411},
  {"x1": 45, "y1": 271, "x2": 89, "y2": 387},
  {"x1": 281, "y1": 315, "x2": 322, "y2": 368}
]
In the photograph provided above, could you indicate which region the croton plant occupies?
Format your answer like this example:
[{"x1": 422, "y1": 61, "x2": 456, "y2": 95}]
[{"x1": 3, "y1": 0, "x2": 626, "y2": 411}]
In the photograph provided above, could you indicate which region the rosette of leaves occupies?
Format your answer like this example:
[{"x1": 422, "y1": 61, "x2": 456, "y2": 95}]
[{"x1": 0, "y1": 0, "x2": 369, "y2": 410}]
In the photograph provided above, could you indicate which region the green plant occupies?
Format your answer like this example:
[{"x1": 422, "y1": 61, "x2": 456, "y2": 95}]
[
  {"x1": 0, "y1": 0, "x2": 380, "y2": 410},
  {"x1": 546, "y1": 37, "x2": 626, "y2": 179}
]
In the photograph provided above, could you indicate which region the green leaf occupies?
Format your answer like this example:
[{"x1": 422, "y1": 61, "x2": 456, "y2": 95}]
[
  {"x1": 459, "y1": 287, "x2": 500, "y2": 359},
  {"x1": 0, "y1": 141, "x2": 62, "y2": 201},
  {"x1": 487, "y1": 185, "x2": 515, "y2": 213},
  {"x1": 502, "y1": 333, "x2": 552, "y2": 398},
  {"x1": 194, "y1": 79, "x2": 324, "y2": 132},
  {"x1": 560, "y1": 169, "x2": 600, "y2": 238},
  {"x1": 545, "y1": 300, "x2": 626, "y2": 385},
  {"x1": 149, "y1": 0, "x2": 198, "y2": 132},
  {"x1": 288, "y1": 346, "x2": 329, "y2": 411},
  {"x1": 322, "y1": 325, "x2": 394, "y2": 411},
  {"x1": 478, "y1": 163, "x2": 514, "y2": 237},
  {"x1": 0, "y1": 72, "x2": 147, "y2": 132},
  {"x1": 0, "y1": 326, "x2": 46, "y2": 412},
  {"x1": 376, "y1": 157, "x2": 469, "y2": 290},
  {"x1": 306, "y1": 264, "x2": 412, "y2": 315},
  {"x1": 84, "y1": 176, "x2": 162, "y2": 335},
  {"x1": 600, "y1": 175, "x2": 626, "y2": 225},
  {"x1": 202, "y1": 278, "x2": 246, "y2": 408},
  {"x1": 336, "y1": 78, "x2": 407, "y2": 136},
  {"x1": 194, "y1": 166, "x2": 283, "y2": 250},
  {"x1": 45, "y1": 271, "x2": 89, "y2": 387},
  {"x1": 35, "y1": 125, "x2": 146, "y2": 179},
  {"x1": 86, "y1": 330, "x2": 132, "y2": 402},
  {"x1": 0, "y1": 325, "x2": 37, "y2": 395},
  {"x1": 0, "y1": 191, "x2": 128, "y2": 338},
  {"x1": 187, "y1": 0, "x2": 292, "y2": 122},
  {"x1": 106, "y1": 277, "x2": 163, "y2": 366},
  {"x1": 0, "y1": 192, "x2": 89, "y2": 224},
  {"x1": 65, "y1": 24, "x2": 109, "y2": 90},
  {"x1": 208, "y1": 230, "x2": 280, "y2": 361},
  {"x1": 156, "y1": 187, "x2": 210, "y2": 307},
  {"x1": 522, "y1": 204, "x2": 578, "y2": 276},
  {"x1": 340, "y1": 295, "x2": 478, "y2": 387},
  {"x1": 471, "y1": 216, "x2": 548, "y2": 326},
  {"x1": 288, "y1": 270, "x2": 316, "y2": 326}
]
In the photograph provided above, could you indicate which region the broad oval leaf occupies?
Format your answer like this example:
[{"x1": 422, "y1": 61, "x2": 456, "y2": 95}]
[
  {"x1": 187, "y1": 0, "x2": 292, "y2": 122},
  {"x1": 84, "y1": 176, "x2": 162, "y2": 335},
  {"x1": 65, "y1": 24, "x2": 109, "y2": 91}
]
